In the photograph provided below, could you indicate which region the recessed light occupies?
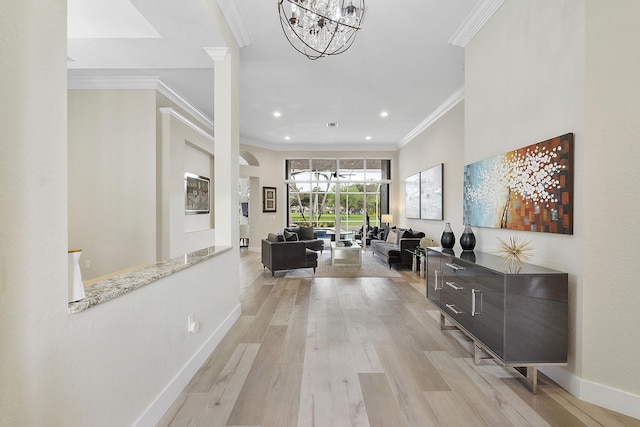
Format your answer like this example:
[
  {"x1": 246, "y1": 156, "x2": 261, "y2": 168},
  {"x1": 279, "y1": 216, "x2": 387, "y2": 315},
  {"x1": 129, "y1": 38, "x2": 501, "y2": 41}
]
[
  {"x1": 365, "y1": 136, "x2": 372, "y2": 140},
  {"x1": 273, "y1": 111, "x2": 282, "y2": 117},
  {"x1": 284, "y1": 136, "x2": 290, "y2": 140},
  {"x1": 380, "y1": 111, "x2": 388, "y2": 117}
]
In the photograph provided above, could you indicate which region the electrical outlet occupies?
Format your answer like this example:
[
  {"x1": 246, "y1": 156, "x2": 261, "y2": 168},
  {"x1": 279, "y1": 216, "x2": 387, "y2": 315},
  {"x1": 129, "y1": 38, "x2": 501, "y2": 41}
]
[
  {"x1": 187, "y1": 314, "x2": 200, "y2": 333},
  {"x1": 85, "y1": 260, "x2": 91, "y2": 269}
]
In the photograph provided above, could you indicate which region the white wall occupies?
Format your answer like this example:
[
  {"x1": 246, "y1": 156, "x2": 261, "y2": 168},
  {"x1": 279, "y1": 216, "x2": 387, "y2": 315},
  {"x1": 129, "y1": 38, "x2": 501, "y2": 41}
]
[
  {"x1": 158, "y1": 107, "x2": 216, "y2": 259},
  {"x1": 462, "y1": 0, "x2": 639, "y2": 418},
  {"x1": 581, "y1": 0, "x2": 640, "y2": 410},
  {"x1": 397, "y1": 102, "x2": 465, "y2": 242},
  {"x1": 0, "y1": 1, "x2": 242, "y2": 425},
  {"x1": 465, "y1": 0, "x2": 585, "y2": 381},
  {"x1": 239, "y1": 144, "x2": 288, "y2": 251},
  {"x1": 68, "y1": 90, "x2": 158, "y2": 279}
]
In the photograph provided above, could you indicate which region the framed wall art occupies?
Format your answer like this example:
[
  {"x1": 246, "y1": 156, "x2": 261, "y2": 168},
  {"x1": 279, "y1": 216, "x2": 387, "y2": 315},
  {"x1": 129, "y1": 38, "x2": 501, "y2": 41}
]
[
  {"x1": 263, "y1": 186, "x2": 277, "y2": 212},
  {"x1": 405, "y1": 173, "x2": 420, "y2": 219},
  {"x1": 185, "y1": 172, "x2": 210, "y2": 214},
  {"x1": 420, "y1": 163, "x2": 443, "y2": 220},
  {"x1": 463, "y1": 133, "x2": 574, "y2": 234}
]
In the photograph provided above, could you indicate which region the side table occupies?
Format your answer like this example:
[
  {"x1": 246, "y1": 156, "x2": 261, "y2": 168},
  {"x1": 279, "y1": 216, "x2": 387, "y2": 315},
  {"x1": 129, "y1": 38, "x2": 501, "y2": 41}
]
[{"x1": 405, "y1": 248, "x2": 426, "y2": 276}]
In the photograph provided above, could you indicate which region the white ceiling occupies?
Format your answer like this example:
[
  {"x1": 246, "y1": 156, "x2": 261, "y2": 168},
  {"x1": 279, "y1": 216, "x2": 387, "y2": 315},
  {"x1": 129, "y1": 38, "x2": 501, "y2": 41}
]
[{"x1": 67, "y1": 0, "x2": 492, "y2": 151}]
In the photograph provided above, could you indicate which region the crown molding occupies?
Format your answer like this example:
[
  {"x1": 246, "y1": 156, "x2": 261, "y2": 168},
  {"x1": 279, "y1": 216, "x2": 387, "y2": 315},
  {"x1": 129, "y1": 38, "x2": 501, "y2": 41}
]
[
  {"x1": 67, "y1": 75, "x2": 214, "y2": 132},
  {"x1": 399, "y1": 86, "x2": 465, "y2": 148},
  {"x1": 155, "y1": 81, "x2": 214, "y2": 131},
  {"x1": 240, "y1": 137, "x2": 398, "y2": 153},
  {"x1": 67, "y1": 75, "x2": 161, "y2": 90},
  {"x1": 217, "y1": 0, "x2": 252, "y2": 48},
  {"x1": 159, "y1": 107, "x2": 214, "y2": 142},
  {"x1": 449, "y1": 0, "x2": 505, "y2": 47},
  {"x1": 203, "y1": 47, "x2": 229, "y2": 61}
]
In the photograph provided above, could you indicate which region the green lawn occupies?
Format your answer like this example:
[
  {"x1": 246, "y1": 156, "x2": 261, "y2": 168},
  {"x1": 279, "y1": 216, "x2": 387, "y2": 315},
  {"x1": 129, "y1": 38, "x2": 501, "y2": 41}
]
[{"x1": 289, "y1": 213, "x2": 380, "y2": 229}]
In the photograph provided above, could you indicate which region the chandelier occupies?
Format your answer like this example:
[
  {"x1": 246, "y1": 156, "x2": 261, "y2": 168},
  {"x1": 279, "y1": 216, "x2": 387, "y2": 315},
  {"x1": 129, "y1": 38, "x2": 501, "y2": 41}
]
[{"x1": 278, "y1": 0, "x2": 366, "y2": 60}]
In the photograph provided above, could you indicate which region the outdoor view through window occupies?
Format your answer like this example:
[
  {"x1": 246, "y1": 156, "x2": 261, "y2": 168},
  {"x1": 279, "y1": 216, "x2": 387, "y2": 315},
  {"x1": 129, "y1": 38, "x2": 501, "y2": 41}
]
[{"x1": 285, "y1": 159, "x2": 391, "y2": 235}]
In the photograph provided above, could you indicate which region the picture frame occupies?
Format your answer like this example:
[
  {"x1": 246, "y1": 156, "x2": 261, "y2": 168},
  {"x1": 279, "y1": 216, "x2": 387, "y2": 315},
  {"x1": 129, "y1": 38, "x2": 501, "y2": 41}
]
[
  {"x1": 263, "y1": 186, "x2": 277, "y2": 212},
  {"x1": 420, "y1": 163, "x2": 443, "y2": 220},
  {"x1": 405, "y1": 173, "x2": 421, "y2": 219},
  {"x1": 185, "y1": 172, "x2": 210, "y2": 214},
  {"x1": 463, "y1": 133, "x2": 574, "y2": 234}
]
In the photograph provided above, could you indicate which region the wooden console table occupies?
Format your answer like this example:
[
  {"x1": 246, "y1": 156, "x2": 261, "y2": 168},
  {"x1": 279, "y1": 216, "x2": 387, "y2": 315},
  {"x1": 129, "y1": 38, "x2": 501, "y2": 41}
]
[{"x1": 426, "y1": 247, "x2": 568, "y2": 393}]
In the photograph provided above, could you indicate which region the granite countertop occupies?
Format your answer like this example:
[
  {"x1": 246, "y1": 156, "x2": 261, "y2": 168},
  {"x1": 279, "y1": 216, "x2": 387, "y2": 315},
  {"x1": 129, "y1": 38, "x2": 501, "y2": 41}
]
[{"x1": 68, "y1": 245, "x2": 232, "y2": 314}]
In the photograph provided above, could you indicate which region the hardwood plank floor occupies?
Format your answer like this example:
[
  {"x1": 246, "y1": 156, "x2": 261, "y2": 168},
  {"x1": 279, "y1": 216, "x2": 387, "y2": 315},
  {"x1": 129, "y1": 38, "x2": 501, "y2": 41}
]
[{"x1": 157, "y1": 249, "x2": 640, "y2": 427}]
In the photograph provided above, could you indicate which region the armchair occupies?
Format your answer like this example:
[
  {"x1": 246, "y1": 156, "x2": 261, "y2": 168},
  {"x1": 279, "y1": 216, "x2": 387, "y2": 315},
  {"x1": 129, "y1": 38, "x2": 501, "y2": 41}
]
[{"x1": 261, "y1": 239, "x2": 318, "y2": 276}]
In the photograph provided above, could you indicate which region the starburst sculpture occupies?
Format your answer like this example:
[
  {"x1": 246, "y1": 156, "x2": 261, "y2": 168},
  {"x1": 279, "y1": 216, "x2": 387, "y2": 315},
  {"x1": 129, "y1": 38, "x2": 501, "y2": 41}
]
[{"x1": 495, "y1": 234, "x2": 533, "y2": 265}]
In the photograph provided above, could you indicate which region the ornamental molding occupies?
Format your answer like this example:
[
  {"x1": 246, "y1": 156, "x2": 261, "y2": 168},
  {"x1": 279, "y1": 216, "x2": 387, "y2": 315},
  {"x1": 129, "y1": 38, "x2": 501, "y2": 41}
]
[
  {"x1": 449, "y1": 0, "x2": 505, "y2": 47},
  {"x1": 217, "y1": 0, "x2": 252, "y2": 48},
  {"x1": 399, "y1": 86, "x2": 465, "y2": 148},
  {"x1": 67, "y1": 75, "x2": 214, "y2": 132}
]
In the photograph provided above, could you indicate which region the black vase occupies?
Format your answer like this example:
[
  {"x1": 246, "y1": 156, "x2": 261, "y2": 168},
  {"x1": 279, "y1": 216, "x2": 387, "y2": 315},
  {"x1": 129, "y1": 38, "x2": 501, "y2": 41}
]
[
  {"x1": 460, "y1": 224, "x2": 476, "y2": 251},
  {"x1": 440, "y1": 222, "x2": 455, "y2": 249}
]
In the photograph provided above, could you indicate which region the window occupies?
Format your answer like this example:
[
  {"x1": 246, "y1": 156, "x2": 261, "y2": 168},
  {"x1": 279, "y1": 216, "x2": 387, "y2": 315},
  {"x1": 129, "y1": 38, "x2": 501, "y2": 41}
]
[{"x1": 286, "y1": 158, "x2": 391, "y2": 232}]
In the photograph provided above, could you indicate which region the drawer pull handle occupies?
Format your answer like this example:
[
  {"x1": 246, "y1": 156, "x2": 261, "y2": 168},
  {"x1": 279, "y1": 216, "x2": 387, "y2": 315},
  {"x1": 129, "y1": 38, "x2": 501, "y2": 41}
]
[
  {"x1": 446, "y1": 281, "x2": 463, "y2": 291},
  {"x1": 446, "y1": 263, "x2": 465, "y2": 271},
  {"x1": 472, "y1": 289, "x2": 483, "y2": 316},
  {"x1": 446, "y1": 304, "x2": 463, "y2": 315},
  {"x1": 434, "y1": 270, "x2": 442, "y2": 290}
]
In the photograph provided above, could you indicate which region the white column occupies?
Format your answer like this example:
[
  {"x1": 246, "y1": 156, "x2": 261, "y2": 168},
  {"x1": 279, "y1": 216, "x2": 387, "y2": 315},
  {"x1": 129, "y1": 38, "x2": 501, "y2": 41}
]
[{"x1": 0, "y1": 0, "x2": 68, "y2": 422}]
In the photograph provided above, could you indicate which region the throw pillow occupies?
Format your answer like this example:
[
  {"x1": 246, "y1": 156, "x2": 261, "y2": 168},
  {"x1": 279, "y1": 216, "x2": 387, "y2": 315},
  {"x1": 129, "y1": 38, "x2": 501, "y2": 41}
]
[
  {"x1": 414, "y1": 231, "x2": 425, "y2": 238},
  {"x1": 284, "y1": 230, "x2": 298, "y2": 241},
  {"x1": 395, "y1": 228, "x2": 406, "y2": 246},
  {"x1": 386, "y1": 229, "x2": 397, "y2": 244},
  {"x1": 298, "y1": 225, "x2": 315, "y2": 240},
  {"x1": 267, "y1": 233, "x2": 283, "y2": 242}
]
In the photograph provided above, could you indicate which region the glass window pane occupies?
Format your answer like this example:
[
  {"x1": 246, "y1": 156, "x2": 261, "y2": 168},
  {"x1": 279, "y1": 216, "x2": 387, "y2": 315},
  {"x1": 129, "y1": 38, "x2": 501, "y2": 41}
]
[
  {"x1": 340, "y1": 183, "x2": 365, "y2": 232},
  {"x1": 338, "y1": 159, "x2": 364, "y2": 181},
  {"x1": 287, "y1": 159, "x2": 310, "y2": 179},
  {"x1": 286, "y1": 158, "x2": 390, "y2": 235}
]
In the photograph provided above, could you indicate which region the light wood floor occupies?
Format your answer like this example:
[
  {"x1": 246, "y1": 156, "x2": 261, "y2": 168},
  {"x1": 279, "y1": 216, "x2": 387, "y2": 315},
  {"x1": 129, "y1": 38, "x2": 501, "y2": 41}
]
[{"x1": 157, "y1": 249, "x2": 640, "y2": 427}]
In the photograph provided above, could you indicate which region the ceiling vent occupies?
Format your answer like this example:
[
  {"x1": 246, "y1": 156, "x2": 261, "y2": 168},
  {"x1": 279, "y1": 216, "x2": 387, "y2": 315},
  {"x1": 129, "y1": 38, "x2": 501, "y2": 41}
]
[{"x1": 327, "y1": 122, "x2": 339, "y2": 128}]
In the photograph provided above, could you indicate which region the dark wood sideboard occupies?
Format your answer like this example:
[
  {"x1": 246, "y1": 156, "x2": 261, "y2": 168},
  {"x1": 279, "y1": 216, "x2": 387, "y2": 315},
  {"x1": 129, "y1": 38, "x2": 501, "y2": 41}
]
[{"x1": 426, "y1": 247, "x2": 568, "y2": 392}]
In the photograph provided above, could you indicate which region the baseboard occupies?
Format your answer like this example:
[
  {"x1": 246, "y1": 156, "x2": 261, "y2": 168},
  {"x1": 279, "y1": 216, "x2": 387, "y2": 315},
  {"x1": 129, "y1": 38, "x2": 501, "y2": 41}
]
[
  {"x1": 133, "y1": 303, "x2": 242, "y2": 427},
  {"x1": 541, "y1": 366, "x2": 640, "y2": 420}
]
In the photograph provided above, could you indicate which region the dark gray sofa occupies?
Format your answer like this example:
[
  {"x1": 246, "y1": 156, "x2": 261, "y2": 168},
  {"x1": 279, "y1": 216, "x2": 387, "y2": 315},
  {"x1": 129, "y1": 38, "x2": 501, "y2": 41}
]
[
  {"x1": 283, "y1": 225, "x2": 324, "y2": 253},
  {"x1": 370, "y1": 228, "x2": 425, "y2": 268},
  {"x1": 261, "y1": 238, "x2": 318, "y2": 276}
]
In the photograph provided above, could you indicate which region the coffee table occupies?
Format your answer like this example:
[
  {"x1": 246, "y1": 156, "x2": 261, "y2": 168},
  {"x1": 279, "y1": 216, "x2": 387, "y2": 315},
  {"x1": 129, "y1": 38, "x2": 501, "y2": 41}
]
[{"x1": 330, "y1": 241, "x2": 362, "y2": 266}]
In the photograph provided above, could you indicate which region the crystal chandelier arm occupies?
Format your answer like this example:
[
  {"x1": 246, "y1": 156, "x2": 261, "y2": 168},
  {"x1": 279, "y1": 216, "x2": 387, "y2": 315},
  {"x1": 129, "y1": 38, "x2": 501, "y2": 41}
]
[
  {"x1": 285, "y1": 0, "x2": 364, "y2": 31},
  {"x1": 277, "y1": 0, "x2": 365, "y2": 60}
]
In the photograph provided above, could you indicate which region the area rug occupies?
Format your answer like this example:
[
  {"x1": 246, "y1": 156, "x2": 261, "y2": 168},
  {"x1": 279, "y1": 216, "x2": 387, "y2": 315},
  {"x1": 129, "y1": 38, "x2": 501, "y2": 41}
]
[{"x1": 283, "y1": 250, "x2": 402, "y2": 278}]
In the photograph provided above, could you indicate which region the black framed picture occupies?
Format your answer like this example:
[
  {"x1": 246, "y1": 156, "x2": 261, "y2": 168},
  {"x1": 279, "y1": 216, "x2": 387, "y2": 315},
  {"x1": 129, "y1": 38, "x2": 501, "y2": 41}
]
[{"x1": 263, "y1": 186, "x2": 276, "y2": 212}]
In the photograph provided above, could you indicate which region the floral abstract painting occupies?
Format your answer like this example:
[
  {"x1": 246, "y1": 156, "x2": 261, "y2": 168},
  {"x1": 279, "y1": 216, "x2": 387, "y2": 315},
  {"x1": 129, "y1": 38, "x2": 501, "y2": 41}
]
[{"x1": 463, "y1": 133, "x2": 574, "y2": 234}]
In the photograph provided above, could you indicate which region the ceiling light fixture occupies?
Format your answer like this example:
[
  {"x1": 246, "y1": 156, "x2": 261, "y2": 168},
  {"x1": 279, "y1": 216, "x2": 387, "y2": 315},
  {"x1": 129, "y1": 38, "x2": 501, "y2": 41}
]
[
  {"x1": 278, "y1": 0, "x2": 366, "y2": 60},
  {"x1": 274, "y1": 111, "x2": 282, "y2": 117},
  {"x1": 380, "y1": 111, "x2": 388, "y2": 117}
]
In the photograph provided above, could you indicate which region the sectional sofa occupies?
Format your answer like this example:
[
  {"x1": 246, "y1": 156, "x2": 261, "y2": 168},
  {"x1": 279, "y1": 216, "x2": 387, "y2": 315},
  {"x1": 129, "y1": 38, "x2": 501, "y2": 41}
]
[{"x1": 370, "y1": 227, "x2": 426, "y2": 268}]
